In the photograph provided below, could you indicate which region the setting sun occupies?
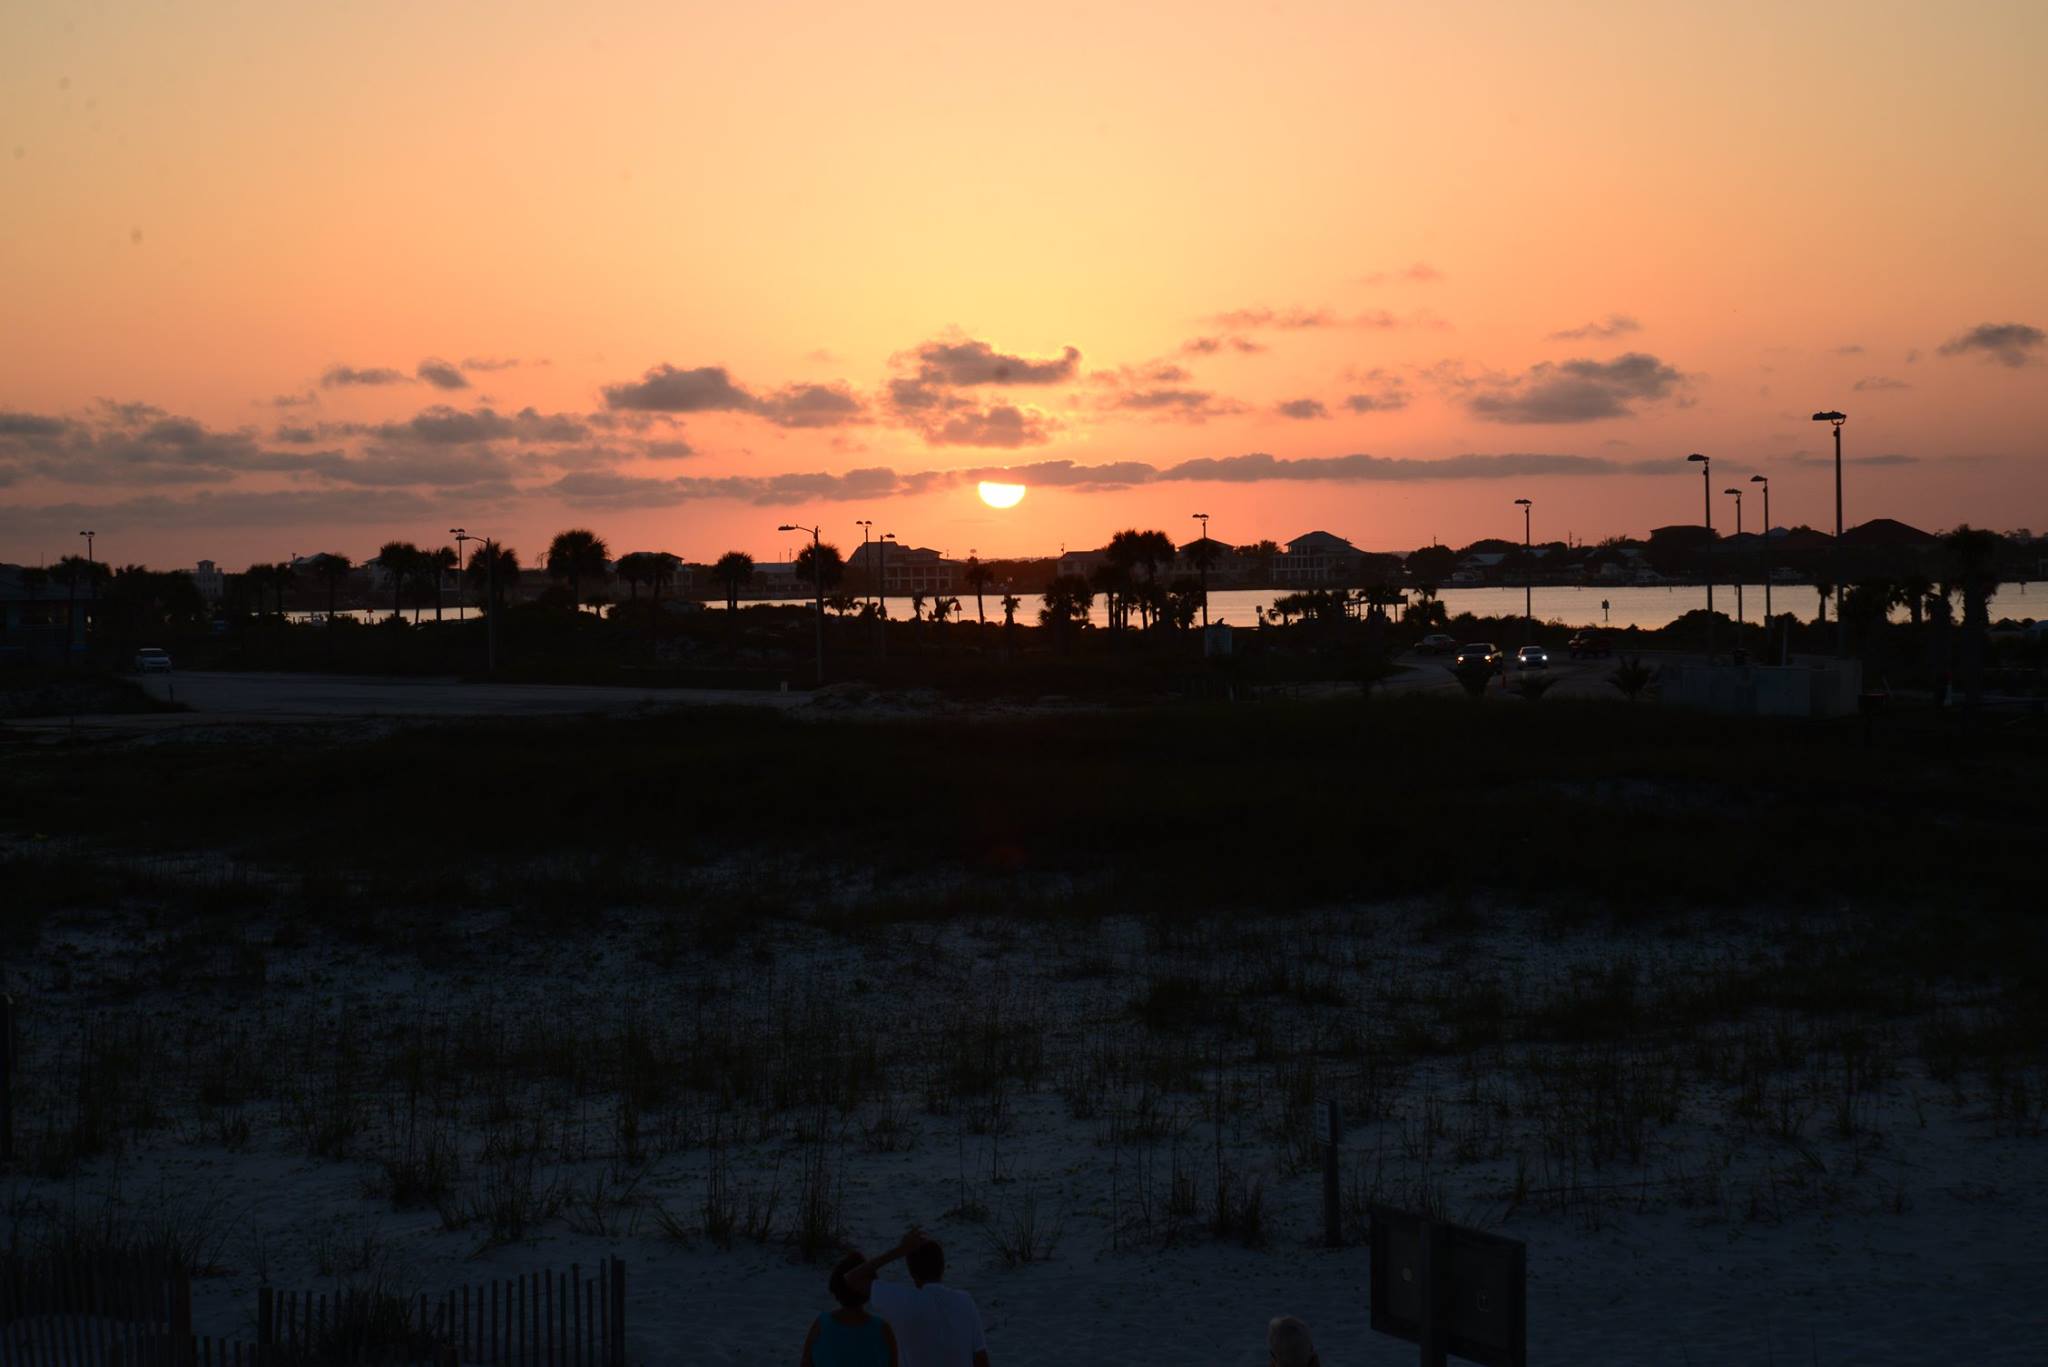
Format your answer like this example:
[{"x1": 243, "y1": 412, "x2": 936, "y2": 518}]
[{"x1": 978, "y1": 481, "x2": 1027, "y2": 510}]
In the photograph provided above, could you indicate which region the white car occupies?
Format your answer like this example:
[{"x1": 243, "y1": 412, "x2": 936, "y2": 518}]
[
  {"x1": 133, "y1": 648, "x2": 174, "y2": 673},
  {"x1": 1515, "y1": 645, "x2": 1550, "y2": 670}
]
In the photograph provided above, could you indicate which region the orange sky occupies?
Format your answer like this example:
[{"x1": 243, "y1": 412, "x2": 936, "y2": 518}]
[{"x1": 3, "y1": 1, "x2": 2044, "y2": 568}]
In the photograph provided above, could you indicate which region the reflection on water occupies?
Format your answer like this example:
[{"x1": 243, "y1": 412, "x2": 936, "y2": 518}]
[{"x1": 288, "y1": 581, "x2": 2027, "y2": 634}]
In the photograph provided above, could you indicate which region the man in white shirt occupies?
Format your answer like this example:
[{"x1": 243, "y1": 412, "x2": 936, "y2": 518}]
[{"x1": 848, "y1": 1229, "x2": 991, "y2": 1367}]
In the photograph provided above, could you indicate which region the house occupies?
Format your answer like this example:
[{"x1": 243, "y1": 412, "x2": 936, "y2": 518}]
[
  {"x1": 1273, "y1": 531, "x2": 1366, "y2": 584},
  {"x1": 190, "y1": 560, "x2": 225, "y2": 601},
  {"x1": 845, "y1": 542, "x2": 959, "y2": 596}
]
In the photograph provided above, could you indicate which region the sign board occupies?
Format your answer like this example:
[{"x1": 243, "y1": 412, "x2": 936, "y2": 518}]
[{"x1": 1369, "y1": 1204, "x2": 1526, "y2": 1367}]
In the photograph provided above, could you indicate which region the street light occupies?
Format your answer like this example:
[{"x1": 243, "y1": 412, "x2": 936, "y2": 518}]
[
  {"x1": 1723, "y1": 487, "x2": 1745, "y2": 632},
  {"x1": 778, "y1": 523, "x2": 825, "y2": 684},
  {"x1": 1513, "y1": 498, "x2": 1533, "y2": 636},
  {"x1": 855, "y1": 520, "x2": 874, "y2": 616},
  {"x1": 1192, "y1": 512, "x2": 1211, "y2": 628},
  {"x1": 451, "y1": 528, "x2": 496, "y2": 675},
  {"x1": 1686, "y1": 454, "x2": 1715, "y2": 658},
  {"x1": 1750, "y1": 475, "x2": 1772, "y2": 644},
  {"x1": 1812, "y1": 410, "x2": 1847, "y2": 657}
]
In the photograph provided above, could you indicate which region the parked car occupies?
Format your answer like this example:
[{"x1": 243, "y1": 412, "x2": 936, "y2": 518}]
[
  {"x1": 1515, "y1": 645, "x2": 1550, "y2": 670},
  {"x1": 133, "y1": 648, "x2": 174, "y2": 673},
  {"x1": 1417, "y1": 633, "x2": 1459, "y2": 655},
  {"x1": 1568, "y1": 631, "x2": 1613, "y2": 659},
  {"x1": 1453, "y1": 642, "x2": 1503, "y2": 673}
]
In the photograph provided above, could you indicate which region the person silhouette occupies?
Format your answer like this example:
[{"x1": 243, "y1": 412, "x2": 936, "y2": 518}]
[
  {"x1": 800, "y1": 1252, "x2": 901, "y2": 1367},
  {"x1": 848, "y1": 1229, "x2": 991, "y2": 1367},
  {"x1": 1268, "y1": 1315, "x2": 1321, "y2": 1367}
]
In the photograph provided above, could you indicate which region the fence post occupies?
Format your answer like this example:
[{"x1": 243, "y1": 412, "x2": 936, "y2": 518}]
[
  {"x1": 170, "y1": 1266, "x2": 194, "y2": 1367},
  {"x1": 1, "y1": 994, "x2": 15, "y2": 1166},
  {"x1": 257, "y1": 1286, "x2": 274, "y2": 1366},
  {"x1": 1321, "y1": 1099, "x2": 1342, "y2": 1248},
  {"x1": 607, "y1": 1257, "x2": 625, "y2": 1367}
]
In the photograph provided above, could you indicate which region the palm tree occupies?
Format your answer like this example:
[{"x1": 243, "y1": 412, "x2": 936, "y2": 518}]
[
  {"x1": 1037, "y1": 573, "x2": 1094, "y2": 647},
  {"x1": 375, "y1": 541, "x2": 422, "y2": 621},
  {"x1": 712, "y1": 551, "x2": 754, "y2": 616},
  {"x1": 1943, "y1": 524, "x2": 2002, "y2": 710},
  {"x1": 792, "y1": 541, "x2": 845, "y2": 594},
  {"x1": 964, "y1": 556, "x2": 995, "y2": 627},
  {"x1": 427, "y1": 546, "x2": 456, "y2": 622},
  {"x1": 51, "y1": 554, "x2": 108, "y2": 653},
  {"x1": 306, "y1": 553, "x2": 352, "y2": 621},
  {"x1": 462, "y1": 542, "x2": 519, "y2": 614},
  {"x1": 1810, "y1": 576, "x2": 1833, "y2": 626},
  {"x1": 615, "y1": 552, "x2": 651, "y2": 605},
  {"x1": 546, "y1": 528, "x2": 610, "y2": 610}
]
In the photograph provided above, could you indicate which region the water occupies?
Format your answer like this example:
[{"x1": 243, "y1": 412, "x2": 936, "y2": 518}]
[{"x1": 288, "y1": 581, "x2": 2032, "y2": 633}]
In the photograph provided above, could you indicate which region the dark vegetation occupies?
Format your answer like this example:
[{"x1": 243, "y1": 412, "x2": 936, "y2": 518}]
[{"x1": 4, "y1": 694, "x2": 2043, "y2": 925}]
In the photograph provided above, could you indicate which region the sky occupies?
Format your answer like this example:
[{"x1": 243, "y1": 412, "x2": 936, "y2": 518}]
[{"x1": 2, "y1": 0, "x2": 2045, "y2": 570}]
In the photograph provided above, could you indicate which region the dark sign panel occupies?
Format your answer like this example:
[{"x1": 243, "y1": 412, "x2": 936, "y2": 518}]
[{"x1": 1369, "y1": 1204, "x2": 1526, "y2": 1367}]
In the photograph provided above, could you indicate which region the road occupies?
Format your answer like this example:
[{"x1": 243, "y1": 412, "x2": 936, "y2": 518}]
[
  {"x1": 123, "y1": 670, "x2": 806, "y2": 720},
  {"x1": 1382, "y1": 648, "x2": 1637, "y2": 699}
]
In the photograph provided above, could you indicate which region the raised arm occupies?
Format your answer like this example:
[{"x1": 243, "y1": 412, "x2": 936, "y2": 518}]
[{"x1": 848, "y1": 1228, "x2": 927, "y2": 1282}]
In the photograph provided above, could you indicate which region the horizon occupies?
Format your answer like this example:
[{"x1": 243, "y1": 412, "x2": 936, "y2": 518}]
[{"x1": 4, "y1": 4, "x2": 2045, "y2": 565}]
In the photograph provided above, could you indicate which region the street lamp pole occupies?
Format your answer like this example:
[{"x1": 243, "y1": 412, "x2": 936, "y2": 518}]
[
  {"x1": 1813, "y1": 411, "x2": 1847, "y2": 657},
  {"x1": 1750, "y1": 475, "x2": 1771, "y2": 629},
  {"x1": 1193, "y1": 512, "x2": 1210, "y2": 628},
  {"x1": 451, "y1": 528, "x2": 495, "y2": 675},
  {"x1": 780, "y1": 523, "x2": 825, "y2": 684},
  {"x1": 856, "y1": 520, "x2": 873, "y2": 616},
  {"x1": 1723, "y1": 488, "x2": 1744, "y2": 631},
  {"x1": 1687, "y1": 454, "x2": 1714, "y2": 658},
  {"x1": 1513, "y1": 499, "x2": 1533, "y2": 637}
]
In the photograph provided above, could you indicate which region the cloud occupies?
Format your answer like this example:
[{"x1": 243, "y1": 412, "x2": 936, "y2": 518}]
[
  {"x1": 1834, "y1": 344, "x2": 1865, "y2": 356},
  {"x1": 1781, "y1": 452, "x2": 1920, "y2": 469},
  {"x1": 0, "y1": 411, "x2": 72, "y2": 439},
  {"x1": 320, "y1": 364, "x2": 409, "y2": 387},
  {"x1": 1936, "y1": 322, "x2": 2044, "y2": 367},
  {"x1": 264, "y1": 391, "x2": 317, "y2": 408},
  {"x1": 1361, "y1": 262, "x2": 1443, "y2": 285},
  {"x1": 0, "y1": 402, "x2": 311, "y2": 486},
  {"x1": 930, "y1": 404, "x2": 1053, "y2": 448},
  {"x1": 602, "y1": 363, "x2": 758, "y2": 412},
  {"x1": 903, "y1": 338, "x2": 1081, "y2": 386},
  {"x1": 1276, "y1": 398, "x2": 1329, "y2": 420},
  {"x1": 357, "y1": 405, "x2": 593, "y2": 446},
  {"x1": 460, "y1": 356, "x2": 536, "y2": 371},
  {"x1": 1852, "y1": 376, "x2": 1911, "y2": 392},
  {"x1": 1211, "y1": 307, "x2": 1339, "y2": 330},
  {"x1": 755, "y1": 383, "x2": 867, "y2": 429},
  {"x1": 415, "y1": 358, "x2": 469, "y2": 390},
  {"x1": 1463, "y1": 353, "x2": 1686, "y2": 423},
  {"x1": 1548, "y1": 314, "x2": 1642, "y2": 341},
  {"x1": 546, "y1": 466, "x2": 937, "y2": 509},
  {"x1": 0, "y1": 487, "x2": 452, "y2": 535},
  {"x1": 1345, "y1": 391, "x2": 1409, "y2": 413},
  {"x1": 1180, "y1": 335, "x2": 1266, "y2": 355},
  {"x1": 1103, "y1": 388, "x2": 1247, "y2": 423},
  {"x1": 1155, "y1": 451, "x2": 1652, "y2": 483}
]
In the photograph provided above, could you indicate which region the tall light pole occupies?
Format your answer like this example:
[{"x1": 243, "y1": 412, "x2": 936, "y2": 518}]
[
  {"x1": 1687, "y1": 454, "x2": 1714, "y2": 658},
  {"x1": 855, "y1": 519, "x2": 874, "y2": 616},
  {"x1": 451, "y1": 528, "x2": 495, "y2": 674},
  {"x1": 1749, "y1": 475, "x2": 1771, "y2": 626},
  {"x1": 877, "y1": 532, "x2": 896, "y2": 621},
  {"x1": 779, "y1": 523, "x2": 825, "y2": 684},
  {"x1": 77, "y1": 530, "x2": 97, "y2": 655},
  {"x1": 1192, "y1": 512, "x2": 1211, "y2": 627},
  {"x1": 1813, "y1": 410, "x2": 1847, "y2": 657},
  {"x1": 1723, "y1": 487, "x2": 1745, "y2": 632},
  {"x1": 1513, "y1": 498, "x2": 1533, "y2": 637}
]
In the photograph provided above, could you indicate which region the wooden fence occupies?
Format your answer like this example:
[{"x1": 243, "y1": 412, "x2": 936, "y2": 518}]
[
  {"x1": 2, "y1": 1257, "x2": 625, "y2": 1367},
  {"x1": 255, "y1": 1259, "x2": 625, "y2": 1367},
  {"x1": 0, "y1": 1250, "x2": 191, "y2": 1366}
]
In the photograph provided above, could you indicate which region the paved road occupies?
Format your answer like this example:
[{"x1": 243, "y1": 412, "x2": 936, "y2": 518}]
[
  {"x1": 127, "y1": 670, "x2": 806, "y2": 719},
  {"x1": 1384, "y1": 648, "x2": 1633, "y2": 699}
]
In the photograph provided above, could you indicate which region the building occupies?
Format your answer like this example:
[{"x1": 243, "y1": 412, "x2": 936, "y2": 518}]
[
  {"x1": 845, "y1": 542, "x2": 959, "y2": 595},
  {"x1": 1273, "y1": 531, "x2": 1366, "y2": 584},
  {"x1": 190, "y1": 560, "x2": 225, "y2": 601}
]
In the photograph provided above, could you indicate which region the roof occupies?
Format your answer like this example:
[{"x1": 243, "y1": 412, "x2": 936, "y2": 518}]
[
  {"x1": 1286, "y1": 531, "x2": 1357, "y2": 552},
  {"x1": 1840, "y1": 518, "x2": 1936, "y2": 547}
]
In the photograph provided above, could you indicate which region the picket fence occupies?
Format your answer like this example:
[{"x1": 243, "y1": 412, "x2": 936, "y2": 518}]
[{"x1": 1, "y1": 1256, "x2": 625, "y2": 1367}]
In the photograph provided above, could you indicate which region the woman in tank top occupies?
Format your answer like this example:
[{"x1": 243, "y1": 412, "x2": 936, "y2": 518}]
[{"x1": 800, "y1": 1251, "x2": 901, "y2": 1367}]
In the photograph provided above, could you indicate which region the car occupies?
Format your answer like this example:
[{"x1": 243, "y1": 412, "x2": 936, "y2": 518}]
[
  {"x1": 1567, "y1": 631, "x2": 1613, "y2": 659},
  {"x1": 133, "y1": 648, "x2": 174, "y2": 673},
  {"x1": 1515, "y1": 645, "x2": 1550, "y2": 670},
  {"x1": 1417, "y1": 633, "x2": 1458, "y2": 655},
  {"x1": 1453, "y1": 642, "x2": 1503, "y2": 672}
]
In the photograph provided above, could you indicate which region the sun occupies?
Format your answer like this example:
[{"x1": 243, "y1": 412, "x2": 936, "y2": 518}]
[{"x1": 977, "y1": 481, "x2": 1027, "y2": 509}]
